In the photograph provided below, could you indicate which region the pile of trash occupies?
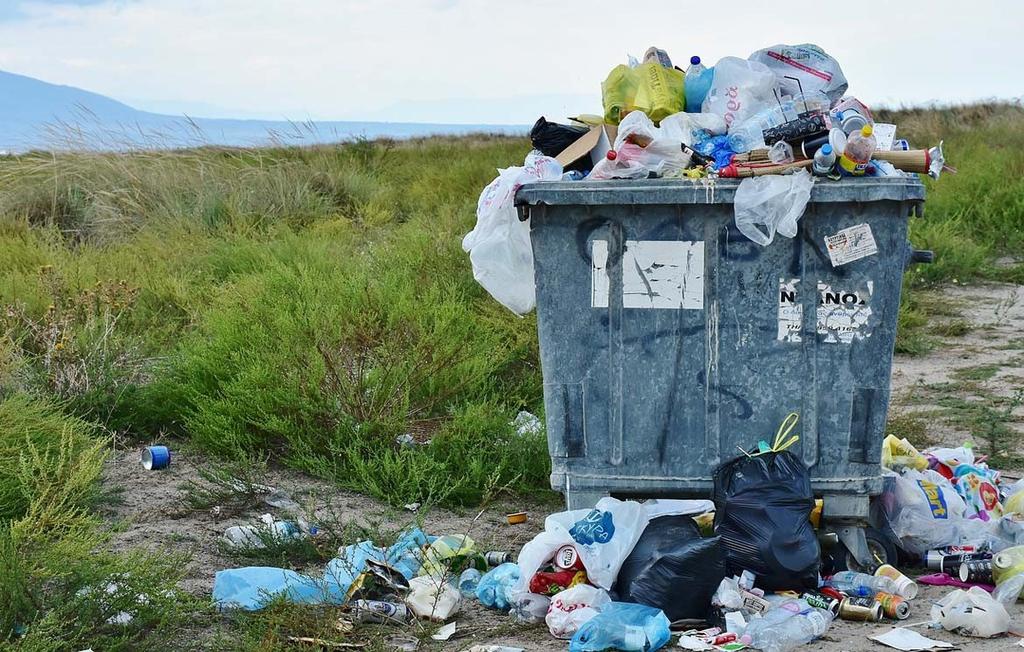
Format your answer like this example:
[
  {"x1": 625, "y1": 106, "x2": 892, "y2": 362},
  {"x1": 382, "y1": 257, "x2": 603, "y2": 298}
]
[
  {"x1": 463, "y1": 43, "x2": 954, "y2": 315},
  {"x1": 209, "y1": 426, "x2": 1024, "y2": 651}
]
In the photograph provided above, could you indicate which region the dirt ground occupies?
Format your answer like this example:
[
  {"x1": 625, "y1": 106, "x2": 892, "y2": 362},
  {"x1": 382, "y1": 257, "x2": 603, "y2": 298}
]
[{"x1": 101, "y1": 282, "x2": 1024, "y2": 651}]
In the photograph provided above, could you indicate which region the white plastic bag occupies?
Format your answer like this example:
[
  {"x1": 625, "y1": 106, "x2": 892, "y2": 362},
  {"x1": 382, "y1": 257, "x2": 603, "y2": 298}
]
[
  {"x1": 590, "y1": 111, "x2": 690, "y2": 180},
  {"x1": 931, "y1": 587, "x2": 1009, "y2": 638},
  {"x1": 881, "y1": 468, "x2": 992, "y2": 555},
  {"x1": 701, "y1": 56, "x2": 778, "y2": 128},
  {"x1": 514, "y1": 498, "x2": 650, "y2": 593},
  {"x1": 733, "y1": 169, "x2": 814, "y2": 246},
  {"x1": 658, "y1": 112, "x2": 727, "y2": 146},
  {"x1": 462, "y1": 152, "x2": 562, "y2": 315},
  {"x1": 546, "y1": 584, "x2": 611, "y2": 639},
  {"x1": 749, "y1": 44, "x2": 848, "y2": 102}
]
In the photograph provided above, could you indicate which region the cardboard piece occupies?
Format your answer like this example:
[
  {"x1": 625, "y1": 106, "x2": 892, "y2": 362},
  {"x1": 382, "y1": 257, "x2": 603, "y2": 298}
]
[{"x1": 556, "y1": 124, "x2": 617, "y2": 169}]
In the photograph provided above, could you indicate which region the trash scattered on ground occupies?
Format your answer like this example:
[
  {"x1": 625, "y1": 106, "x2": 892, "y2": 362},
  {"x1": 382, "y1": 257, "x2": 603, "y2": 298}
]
[
  {"x1": 141, "y1": 444, "x2": 170, "y2": 470},
  {"x1": 431, "y1": 621, "x2": 457, "y2": 641},
  {"x1": 505, "y1": 511, "x2": 528, "y2": 525}
]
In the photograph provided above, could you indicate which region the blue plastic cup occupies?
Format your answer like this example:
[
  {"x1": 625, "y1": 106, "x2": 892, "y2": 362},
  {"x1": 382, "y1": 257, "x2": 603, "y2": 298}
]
[{"x1": 141, "y1": 445, "x2": 171, "y2": 470}]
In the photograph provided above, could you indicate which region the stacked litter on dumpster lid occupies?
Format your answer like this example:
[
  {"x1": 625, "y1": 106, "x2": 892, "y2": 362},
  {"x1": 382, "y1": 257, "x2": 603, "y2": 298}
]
[{"x1": 463, "y1": 42, "x2": 953, "y2": 316}]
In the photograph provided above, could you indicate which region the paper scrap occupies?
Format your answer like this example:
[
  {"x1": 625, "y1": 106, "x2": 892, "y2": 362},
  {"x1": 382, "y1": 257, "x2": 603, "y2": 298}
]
[
  {"x1": 825, "y1": 223, "x2": 878, "y2": 267},
  {"x1": 432, "y1": 621, "x2": 457, "y2": 641},
  {"x1": 873, "y1": 123, "x2": 897, "y2": 151},
  {"x1": 870, "y1": 627, "x2": 955, "y2": 651}
]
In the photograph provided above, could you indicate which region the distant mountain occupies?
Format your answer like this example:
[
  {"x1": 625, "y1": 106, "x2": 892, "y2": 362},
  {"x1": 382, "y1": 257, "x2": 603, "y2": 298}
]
[{"x1": 0, "y1": 70, "x2": 526, "y2": 152}]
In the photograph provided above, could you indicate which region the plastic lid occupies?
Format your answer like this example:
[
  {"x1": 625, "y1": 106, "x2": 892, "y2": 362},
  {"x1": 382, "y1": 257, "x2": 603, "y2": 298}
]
[
  {"x1": 606, "y1": 150, "x2": 617, "y2": 160},
  {"x1": 861, "y1": 124, "x2": 874, "y2": 136},
  {"x1": 821, "y1": 144, "x2": 832, "y2": 155},
  {"x1": 690, "y1": 55, "x2": 701, "y2": 65}
]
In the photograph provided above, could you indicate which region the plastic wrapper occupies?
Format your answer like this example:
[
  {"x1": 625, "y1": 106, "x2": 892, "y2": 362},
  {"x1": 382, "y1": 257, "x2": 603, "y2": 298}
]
[
  {"x1": 612, "y1": 515, "x2": 726, "y2": 621},
  {"x1": 954, "y1": 472, "x2": 1002, "y2": 521},
  {"x1": 590, "y1": 111, "x2": 691, "y2": 180},
  {"x1": 701, "y1": 56, "x2": 778, "y2": 128},
  {"x1": 712, "y1": 450, "x2": 819, "y2": 591},
  {"x1": 733, "y1": 169, "x2": 814, "y2": 246},
  {"x1": 748, "y1": 44, "x2": 848, "y2": 102},
  {"x1": 569, "y1": 602, "x2": 671, "y2": 652},
  {"x1": 881, "y1": 435, "x2": 929, "y2": 471},
  {"x1": 601, "y1": 63, "x2": 684, "y2": 125},
  {"x1": 546, "y1": 584, "x2": 611, "y2": 639},
  {"x1": 462, "y1": 152, "x2": 562, "y2": 315},
  {"x1": 476, "y1": 563, "x2": 520, "y2": 610},
  {"x1": 405, "y1": 575, "x2": 461, "y2": 621},
  {"x1": 931, "y1": 587, "x2": 1009, "y2": 637}
]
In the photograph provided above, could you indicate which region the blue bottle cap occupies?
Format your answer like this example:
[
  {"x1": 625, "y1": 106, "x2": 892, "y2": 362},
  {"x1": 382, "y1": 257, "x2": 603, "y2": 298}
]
[
  {"x1": 690, "y1": 56, "x2": 701, "y2": 65},
  {"x1": 821, "y1": 144, "x2": 832, "y2": 155}
]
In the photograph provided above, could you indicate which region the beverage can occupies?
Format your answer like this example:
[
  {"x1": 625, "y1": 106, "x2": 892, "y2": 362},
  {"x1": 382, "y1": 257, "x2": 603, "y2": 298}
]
[
  {"x1": 801, "y1": 590, "x2": 840, "y2": 616},
  {"x1": 875, "y1": 564, "x2": 918, "y2": 599},
  {"x1": 485, "y1": 551, "x2": 513, "y2": 567},
  {"x1": 959, "y1": 559, "x2": 994, "y2": 584},
  {"x1": 875, "y1": 592, "x2": 911, "y2": 620},
  {"x1": 553, "y1": 545, "x2": 580, "y2": 570},
  {"x1": 938, "y1": 552, "x2": 992, "y2": 576},
  {"x1": 350, "y1": 599, "x2": 410, "y2": 623},
  {"x1": 839, "y1": 598, "x2": 883, "y2": 622}
]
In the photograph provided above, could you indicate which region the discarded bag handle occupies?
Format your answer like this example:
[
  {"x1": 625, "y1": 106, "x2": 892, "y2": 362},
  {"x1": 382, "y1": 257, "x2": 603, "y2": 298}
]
[{"x1": 752, "y1": 412, "x2": 800, "y2": 456}]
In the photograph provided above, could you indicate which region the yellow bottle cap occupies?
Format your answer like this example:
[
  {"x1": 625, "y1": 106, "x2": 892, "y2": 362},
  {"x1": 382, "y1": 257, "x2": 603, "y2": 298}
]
[{"x1": 862, "y1": 124, "x2": 874, "y2": 137}]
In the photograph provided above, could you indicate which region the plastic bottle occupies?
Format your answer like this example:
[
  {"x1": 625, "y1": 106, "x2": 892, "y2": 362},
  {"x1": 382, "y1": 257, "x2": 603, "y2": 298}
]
[
  {"x1": 685, "y1": 56, "x2": 714, "y2": 113},
  {"x1": 827, "y1": 570, "x2": 899, "y2": 595},
  {"x1": 812, "y1": 144, "x2": 836, "y2": 175},
  {"x1": 838, "y1": 124, "x2": 876, "y2": 176},
  {"x1": 743, "y1": 607, "x2": 832, "y2": 652},
  {"x1": 458, "y1": 568, "x2": 482, "y2": 598}
]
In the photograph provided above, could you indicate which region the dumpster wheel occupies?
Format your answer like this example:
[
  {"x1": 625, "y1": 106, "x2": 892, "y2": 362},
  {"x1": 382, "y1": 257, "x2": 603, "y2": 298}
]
[{"x1": 834, "y1": 527, "x2": 898, "y2": 573}]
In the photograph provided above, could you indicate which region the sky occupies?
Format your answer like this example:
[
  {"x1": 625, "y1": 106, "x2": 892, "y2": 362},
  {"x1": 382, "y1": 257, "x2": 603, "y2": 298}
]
[{"x1": 0, "y1": 0, "x2": 1022, "y2": 124}]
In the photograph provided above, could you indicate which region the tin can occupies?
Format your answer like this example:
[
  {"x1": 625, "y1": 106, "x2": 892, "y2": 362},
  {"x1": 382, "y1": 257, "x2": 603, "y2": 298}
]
[
  {"x1": 350, "y1": 599, "x2": 410, "y2": 623},
  {"x1": 839, "y1": 597, "x2": 883, "y2": 622},
  {"x1": 801, "y1": 590, "x2": 840, "y2": 616},
  {"x1": 937, "y1": 552, "x2": 992, "y2": 576},
  {"x1": 141, "y1": 445, "x2": 171, "y2": 470},
  {"x1": 959, "y1": 559, "x2": 994, "y2": 584},
  {"x1": 553, "y1": 545, "x2": 580, "y2": 570},
  {"x1": 819, "y1": 586, "x2": 845, "y2": 602},
  {"x1": 485, "y1": 551, "x2": 513, "y2": 567},
  {"x1": 875, "y1": 592, "x2": 911, "y2": 620}
]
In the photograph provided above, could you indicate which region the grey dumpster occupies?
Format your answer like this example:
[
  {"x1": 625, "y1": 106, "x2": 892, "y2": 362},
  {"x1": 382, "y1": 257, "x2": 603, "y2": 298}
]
[{"x1": 515, "y1": 176, "x2": 926, "y2": 567}]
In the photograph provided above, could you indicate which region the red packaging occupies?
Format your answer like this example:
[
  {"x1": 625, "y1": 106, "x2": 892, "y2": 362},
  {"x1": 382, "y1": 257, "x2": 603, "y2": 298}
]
[{"x1": 528, "y1": 569, "x2": 588, "y2": 595}]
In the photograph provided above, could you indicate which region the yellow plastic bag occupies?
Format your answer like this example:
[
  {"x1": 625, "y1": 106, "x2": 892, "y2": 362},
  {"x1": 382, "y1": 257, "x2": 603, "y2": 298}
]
[
  {"x1": 881, "y1": 435, "x2": 928, "y2": 470},
  {"x1": 419, "y1": 534, "x2": 477, "y2": 577},
  {"x1": 601, "y1": 63, "x2": 684, "y2": 125}
]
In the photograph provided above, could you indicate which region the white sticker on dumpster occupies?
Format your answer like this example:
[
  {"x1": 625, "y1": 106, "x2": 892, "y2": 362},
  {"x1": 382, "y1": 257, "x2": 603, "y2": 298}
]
[
  {"x1": 591, "y1": 240, "x2": 704, "y2": 310},
  {"x1": 817, "y1": 281, "x2": 874, "y2": 343},
  {"x1": 825, "y1": 223, "x2": 878, "y2": 266},
  {"x1": 777, "y1": 278, "x2": 803, "y2": 342}
]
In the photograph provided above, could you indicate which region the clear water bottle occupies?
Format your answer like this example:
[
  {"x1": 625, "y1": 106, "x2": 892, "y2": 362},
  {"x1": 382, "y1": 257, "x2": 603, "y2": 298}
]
[
  {"x1": 685, "y1": 56, "x2": 714, "y2": 112},
  {"x1": 827, "y1": 570, "x2": 899, "y2": 594},
  {"x1": 812, "y1": 144, "x2": 836, "y2": 175},
  {"x1": 838, "y1": 124, "x2": 876, "y2": 176},
  {"x1": 458, "y1": 568, "x2": 482, "y2": 598},
  {"x1": 744, "y1": 607, "x2": 832, "y2": 652}
]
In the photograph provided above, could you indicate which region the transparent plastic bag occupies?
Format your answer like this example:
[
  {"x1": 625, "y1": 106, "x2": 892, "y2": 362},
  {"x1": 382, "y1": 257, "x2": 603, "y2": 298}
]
[
  {"x1": 569, "y1": 602, "x2": 671, "y2": 652},
  {"x1": 733, "y1": 169, "x2": 814, "y2": 246},
  {"x1": 701, "y1": 56, "x2": 778, "y2": 128},
  {"x1": 749, "y1": 44, "x2": 848, "y2": 102},
  {"x1": 462, "y1": 152, "x2": 563, "y2": 315},
  {"x1": 589, "y1": 111, "x2": 690, "y2": 180}
]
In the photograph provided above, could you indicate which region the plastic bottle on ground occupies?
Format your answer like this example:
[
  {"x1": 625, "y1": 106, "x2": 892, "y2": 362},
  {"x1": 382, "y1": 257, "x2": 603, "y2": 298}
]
[
  {"x1": 826, "y1": 570, "x2": 899, "y2": 595},
  {"x1": 743, "y1": 606, "x2": 832, "y2": 652},
  {"x1": 838, "y1": 124, "x2": 876, "y2": 176},
  {"x1": 685, "y1": 56, "x2": 714, "y2": 113},
  {"x1": 459, "y1": 568, "x2": 483, "y2": 598},
  {"x1": 812, "y1": 144, "x2": 836, "y2": 175}
]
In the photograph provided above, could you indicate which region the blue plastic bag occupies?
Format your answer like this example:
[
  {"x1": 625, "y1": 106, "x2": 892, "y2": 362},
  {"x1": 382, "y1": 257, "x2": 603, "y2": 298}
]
[
  {"x1": 213, "y1": 567, "x2": 324, "y2": 610},
  {"x1": 569, "y1": 602, "x2": 671, "y2": 652},
  {"x1": 476, "y1": 562, "x2": 520, "y2": 610}
]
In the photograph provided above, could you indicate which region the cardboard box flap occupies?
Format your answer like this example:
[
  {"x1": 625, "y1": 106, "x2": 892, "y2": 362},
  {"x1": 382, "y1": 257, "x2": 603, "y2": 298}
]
[{"x1": 556, "y1": 124, "x2": 617, "y2": 168}]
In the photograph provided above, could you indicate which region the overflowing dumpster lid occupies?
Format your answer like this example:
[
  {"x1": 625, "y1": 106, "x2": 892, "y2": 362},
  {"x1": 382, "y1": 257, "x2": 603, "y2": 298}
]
[{"x1": 515, "y1": 177, "x2": 925, "y2": 207}]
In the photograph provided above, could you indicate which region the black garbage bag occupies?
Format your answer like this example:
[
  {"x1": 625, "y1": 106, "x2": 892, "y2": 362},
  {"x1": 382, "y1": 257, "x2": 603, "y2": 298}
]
[
  {"x1": 712, "y1": 451, "x2": 820, "y2": 590},
  {"x1": 529, "y1": 117, "x2": 590, "y2": 172},
  {"x1": 612, "y1": 515, "x2": 726, "y2": 622}
]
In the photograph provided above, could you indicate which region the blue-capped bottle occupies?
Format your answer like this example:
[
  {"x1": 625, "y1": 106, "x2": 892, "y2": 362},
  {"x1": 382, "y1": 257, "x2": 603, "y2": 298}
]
[{"x1": 685, "y1": 56, "x2": 714, "y2": 112}]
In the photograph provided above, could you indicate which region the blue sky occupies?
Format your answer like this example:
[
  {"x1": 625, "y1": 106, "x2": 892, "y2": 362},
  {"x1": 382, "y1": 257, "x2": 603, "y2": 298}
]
[{"x1": 1, "y1": 0, "x2": 1022, "y2": 124}]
